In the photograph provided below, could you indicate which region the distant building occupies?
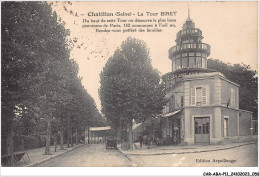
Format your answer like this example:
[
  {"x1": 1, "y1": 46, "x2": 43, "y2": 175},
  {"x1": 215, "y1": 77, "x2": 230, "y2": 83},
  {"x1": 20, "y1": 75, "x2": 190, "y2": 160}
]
[{"x1": 161, "y1": 10, "x2": 254, "y2": 145}]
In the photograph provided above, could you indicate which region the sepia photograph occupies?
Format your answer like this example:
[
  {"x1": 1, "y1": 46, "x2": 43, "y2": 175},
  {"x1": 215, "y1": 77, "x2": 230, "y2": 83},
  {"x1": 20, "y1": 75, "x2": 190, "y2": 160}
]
[{"x1": 1, "y1": 1, "x2": 259, "y2": 176}]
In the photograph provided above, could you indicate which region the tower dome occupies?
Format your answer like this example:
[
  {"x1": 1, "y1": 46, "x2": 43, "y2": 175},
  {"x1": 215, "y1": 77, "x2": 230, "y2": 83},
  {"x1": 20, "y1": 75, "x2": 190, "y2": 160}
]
[{"x1": 169, "y1": 7, "x2": 211, "y2": 73}]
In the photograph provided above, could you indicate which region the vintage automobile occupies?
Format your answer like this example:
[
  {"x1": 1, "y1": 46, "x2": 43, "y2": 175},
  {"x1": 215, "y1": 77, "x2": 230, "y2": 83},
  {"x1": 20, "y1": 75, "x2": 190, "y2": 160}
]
[{"x1": 105, "y1": 137, "x2": 117, "y2": 149}]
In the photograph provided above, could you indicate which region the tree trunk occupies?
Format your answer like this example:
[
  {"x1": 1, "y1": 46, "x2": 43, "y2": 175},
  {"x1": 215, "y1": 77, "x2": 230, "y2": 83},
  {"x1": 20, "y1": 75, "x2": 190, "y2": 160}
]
[
  {"x1": 60, "y1": 118, "x2": 64, "y2": 150},
  {"x1": 128, "y1": 121, "x2": 133, "y2": 151},
  {"x1": 67, "y1": 116, "x2": 70, "y2": 148},
  {"x1": 88, "y1": 127, "x2": 90, "y2": 144},
  {"x1": 76, "y1": 126, "x2": 78, "y2": 145},
  {"x1": 84, "y1": 125, "x2": 86, "y2": 144},
  {"x1": 45, "y1": 114, "x2": 51, "y2": 155},
  {"x1": 6, "y1": 117, "x2": 14, "y2": 166},
  {"x1": 71, "y1": 124, "x2": 73, "y2": 147},
  {"x1": 97, "y1": 132, "x2": 99, "y2": 144}
]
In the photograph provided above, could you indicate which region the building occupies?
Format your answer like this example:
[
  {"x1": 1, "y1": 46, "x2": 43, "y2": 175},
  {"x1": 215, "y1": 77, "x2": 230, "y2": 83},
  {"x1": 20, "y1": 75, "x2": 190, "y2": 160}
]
[{"x1": 161, "y1": 10, "x2": 254, "y2": 145}]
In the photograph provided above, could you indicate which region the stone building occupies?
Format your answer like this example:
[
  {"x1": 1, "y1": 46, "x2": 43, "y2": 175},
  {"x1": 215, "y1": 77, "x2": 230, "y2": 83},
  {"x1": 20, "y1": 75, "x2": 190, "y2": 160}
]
[{"x1": 161, "y1": 12, "x2": 254, "y2": 145}]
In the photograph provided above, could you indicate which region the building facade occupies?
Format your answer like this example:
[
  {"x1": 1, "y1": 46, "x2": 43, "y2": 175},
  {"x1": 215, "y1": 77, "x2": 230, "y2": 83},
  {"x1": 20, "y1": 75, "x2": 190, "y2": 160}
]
[{"x1": 161, "y1": 13, "x2": 253, "y2": 145}]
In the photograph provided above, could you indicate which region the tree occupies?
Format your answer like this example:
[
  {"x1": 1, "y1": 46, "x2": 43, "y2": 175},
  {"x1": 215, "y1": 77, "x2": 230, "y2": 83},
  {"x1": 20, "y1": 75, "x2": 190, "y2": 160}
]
[
  {"x1": 2, "y1": 1, "x2": 107, "y2": 165},
  {"x1": 99, "y1": 37, "x2": 166, "y2": 150},
  {"x1": 1, "y1": 1, "x2": 71, "y2": 161},
  {"x1": 207, "y1": 59, "x2": 258, "y2": 118}
]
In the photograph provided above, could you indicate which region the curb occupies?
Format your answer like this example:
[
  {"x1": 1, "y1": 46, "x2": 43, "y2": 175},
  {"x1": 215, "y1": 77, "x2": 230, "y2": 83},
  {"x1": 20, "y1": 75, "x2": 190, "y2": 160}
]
[
  {"x1": 122, "y1": 142, "x2": 257, "y2": 156},
  {"x1": 117, "y1": 146, "x2": 139, "y2": 167},
  {"x1": 25, "y1": 144, "x2": 85, "y2": 167}
]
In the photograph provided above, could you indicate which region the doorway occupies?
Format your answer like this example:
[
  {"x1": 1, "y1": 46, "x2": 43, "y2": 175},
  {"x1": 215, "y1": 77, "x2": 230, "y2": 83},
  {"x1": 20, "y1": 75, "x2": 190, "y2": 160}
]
[{"x1": 194, "y1": 117, "x2": 210, "y2": 143}]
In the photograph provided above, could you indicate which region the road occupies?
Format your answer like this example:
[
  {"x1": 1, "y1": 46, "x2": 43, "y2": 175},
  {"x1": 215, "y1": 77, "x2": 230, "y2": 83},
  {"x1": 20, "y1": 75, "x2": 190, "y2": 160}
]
[
  {"x1": 129, "y1": 143, "x2": 258, "y2": 167},
  {"x1": 37, "y1": 144, "x2": 134, "y2": 167},
  {"x1": 37, "y1": 143, "x2": 257, "y2": 167}
]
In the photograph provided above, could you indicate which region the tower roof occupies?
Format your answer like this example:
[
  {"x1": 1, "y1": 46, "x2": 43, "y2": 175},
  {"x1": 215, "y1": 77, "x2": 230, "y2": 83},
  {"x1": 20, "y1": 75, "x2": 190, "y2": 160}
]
[
  {"x1": 183, "y1": 5, "x2": 195, "y2": 29},
  {"x1": 187, "y1": 5, "x2": 191, "y2": 20}
]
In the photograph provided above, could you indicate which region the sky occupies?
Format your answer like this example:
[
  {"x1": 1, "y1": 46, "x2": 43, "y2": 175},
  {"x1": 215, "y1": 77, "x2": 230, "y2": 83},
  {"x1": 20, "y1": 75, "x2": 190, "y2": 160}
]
[{"x1": 51, "y1": 1, "x2": 258, "y2": 112}]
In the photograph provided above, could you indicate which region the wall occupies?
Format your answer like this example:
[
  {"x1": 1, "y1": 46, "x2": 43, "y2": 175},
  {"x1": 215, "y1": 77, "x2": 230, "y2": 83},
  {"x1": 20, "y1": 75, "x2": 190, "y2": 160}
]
[
  {"x1": 221, "y1": 79, "x2": 239, "y2": 109},
  {"x1": 239, "y1": 111, "x2": 252, "y2": 136},
  {"x1": 164, "y1": 83, "x2": 183, "y2": 113},
  {"x1": 222, "y1": 108, "x2": 239, "y2": 137}
]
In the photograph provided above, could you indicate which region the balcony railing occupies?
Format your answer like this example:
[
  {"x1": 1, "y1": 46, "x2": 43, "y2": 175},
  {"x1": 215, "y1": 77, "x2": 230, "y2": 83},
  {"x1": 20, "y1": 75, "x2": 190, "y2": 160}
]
[
  {"x1": 169, "y1": 43, "x2": 210, "y2": 58},
  {"x1": 177, "y1": 28, "x2": 202, "y2": 38}
]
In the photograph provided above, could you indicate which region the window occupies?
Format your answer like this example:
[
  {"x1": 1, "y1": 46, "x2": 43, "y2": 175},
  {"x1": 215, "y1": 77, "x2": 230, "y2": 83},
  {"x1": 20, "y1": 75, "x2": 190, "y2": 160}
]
[
  {"x1": 189, "y1": 57, "x2": 195, "y2": 67},
  {"x1": 196, "y1": 57, "x2": 202, "y2": 67},
  {"x1": 230, "y1": 88, "x2": 235, "y2": 108},
  {"x1": 202, "y1": 122, "x2": 209, "y2": 134},
  {"x1": 191, "y1": 87, "x2": 196, "y2": 105},
  {"x1": 195, "y1": 121, "x2": 199, "y2": 134},
  {"x1": 181, "y1": 96, "x2": 184, "y2": 107},
  {"x1": 165, "y1": 102, "x2": 169, "y2": 113},
  {"x1": 206, "y1": 122, "x2": 209, "y2": 134},
  {"x1": 224, "y1": 118, "x2": 228, "y2": 137},
  {"x1": 196, "y1": 87, "x2": 202, "y2": 106},
  {"x1": 182, "y1": 57, "x2": 188, "y2": 68},
  {"x1": 196, "y1": 52, "x2": 202, "y2": 56},
  {"x1": 191, "y1": 87, "x2": 207, "y2": 106},
  {"x1": 176, "y1": 59, "x2": 181, "y2": 69},
  {"x1": 172, "y1": 60, "x2": 175, "y2": 71},
  {"x1": 182, "y1": 53, "x2": 188, "y2": 57},
  {"x1": 202, "y1": 58, "x2": 206, "y2": 68},
  {"x1": 189, "y1": 52, "x2": 195, "y2": 56},
  {"x1": 202, "y1": 123, "x2": 206, "y2": 134},
  {"x1": 169, "y1": 95, "x2": 175, "y2": 112}
]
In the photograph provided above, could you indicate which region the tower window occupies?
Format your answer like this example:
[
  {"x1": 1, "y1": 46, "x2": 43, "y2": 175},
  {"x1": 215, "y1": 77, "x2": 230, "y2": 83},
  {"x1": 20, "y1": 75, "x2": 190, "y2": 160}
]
[
  {"x1": 189, "y1": 57, "x2": 195, "y2": 67},
  {"x1": 182, "y1": 53, "x2": 188, "y2": 57},
  {"x1": 196, "y1": 52, "x2": 202, "y2": 56},
  {"x1": 172, "y1": 60, "x2": 176, "y2": 71},
  {"x1": 189, "y1": 52, "x2": 195, "y2": 56},
  {"x1": 196, "y1": 57, "x2": 202, "y2": 67},
  {"x1": 176, "y1": 59, "x2": 181, "y2": 69},
  {"x1": 182, "y1": 57, "x2": 188, "y2": 68},
  {"x1": 202, "y1": 58, "x2": 206, "y2": 68}
]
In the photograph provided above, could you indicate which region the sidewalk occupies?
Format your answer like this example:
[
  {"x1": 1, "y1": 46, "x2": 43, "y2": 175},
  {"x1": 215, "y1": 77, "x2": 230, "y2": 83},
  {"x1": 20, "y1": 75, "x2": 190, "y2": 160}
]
[
  {"x1": 118, "y1": 140, "x2": 258, "y2": 156},
  {"x1": 17, "y1": 143, "x2": 85, "y2": 167}
]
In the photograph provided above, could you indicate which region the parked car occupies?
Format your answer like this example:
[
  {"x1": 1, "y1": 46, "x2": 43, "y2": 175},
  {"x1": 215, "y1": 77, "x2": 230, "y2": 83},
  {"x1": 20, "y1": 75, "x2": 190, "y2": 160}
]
[{"x1": 105, "y1": 137, "x2": 117, "y2": 149}]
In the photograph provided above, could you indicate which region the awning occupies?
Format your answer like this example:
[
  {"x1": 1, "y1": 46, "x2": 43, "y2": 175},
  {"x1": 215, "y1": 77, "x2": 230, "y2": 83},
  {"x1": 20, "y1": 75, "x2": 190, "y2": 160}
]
[
  {"x1": 161, "y1": 110, "x2": 181, "y2": 118},
  {"x1": 89, "y1": 126, "x2": 111, "y2": 131}
]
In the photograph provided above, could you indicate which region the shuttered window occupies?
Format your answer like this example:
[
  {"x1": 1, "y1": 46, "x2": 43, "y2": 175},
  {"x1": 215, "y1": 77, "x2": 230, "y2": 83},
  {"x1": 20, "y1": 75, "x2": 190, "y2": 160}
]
[
  {"x1": 202, "y1": 87, "x2": 207, "y2": 105},
  {"x1": 196, "y1": 87, "x2": 202, "y2": 106},
  {"x1": 230, "y1": 88, "x2": 235, "y2": 108},
  {"x1": 191, "y1": 86, "x2": 207, "y2": 106},
  {"x1": 191, "y1": 87, "x2": 196, "y2": 106}
]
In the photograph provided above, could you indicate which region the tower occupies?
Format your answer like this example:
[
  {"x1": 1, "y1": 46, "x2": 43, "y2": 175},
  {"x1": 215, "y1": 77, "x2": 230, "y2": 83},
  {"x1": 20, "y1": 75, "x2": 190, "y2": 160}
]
[{"x1": 168, "y1": 8, "x2": 211, "y2": 73}]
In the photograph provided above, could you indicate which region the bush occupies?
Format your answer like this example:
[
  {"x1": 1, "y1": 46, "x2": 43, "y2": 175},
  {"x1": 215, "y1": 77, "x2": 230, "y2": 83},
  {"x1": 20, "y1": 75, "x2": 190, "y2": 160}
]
[{"x1": 13, "y1": 135, "x2": 46, "y2": 152}]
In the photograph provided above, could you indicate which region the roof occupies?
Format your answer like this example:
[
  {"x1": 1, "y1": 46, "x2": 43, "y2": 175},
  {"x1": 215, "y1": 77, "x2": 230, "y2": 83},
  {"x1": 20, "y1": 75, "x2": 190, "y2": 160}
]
[
  {"x1": 89, "y1": 126, "x2": 111, "y2": 131},
  {"x1": 162, "y1": 68, "x2": 217, "y2": 80},
  {"x1": 162, "y1": 110, "x2": 181, "y2": 118},
  {"x1": 132, "y1": 122, "x2": 142, "y2": 130}
]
